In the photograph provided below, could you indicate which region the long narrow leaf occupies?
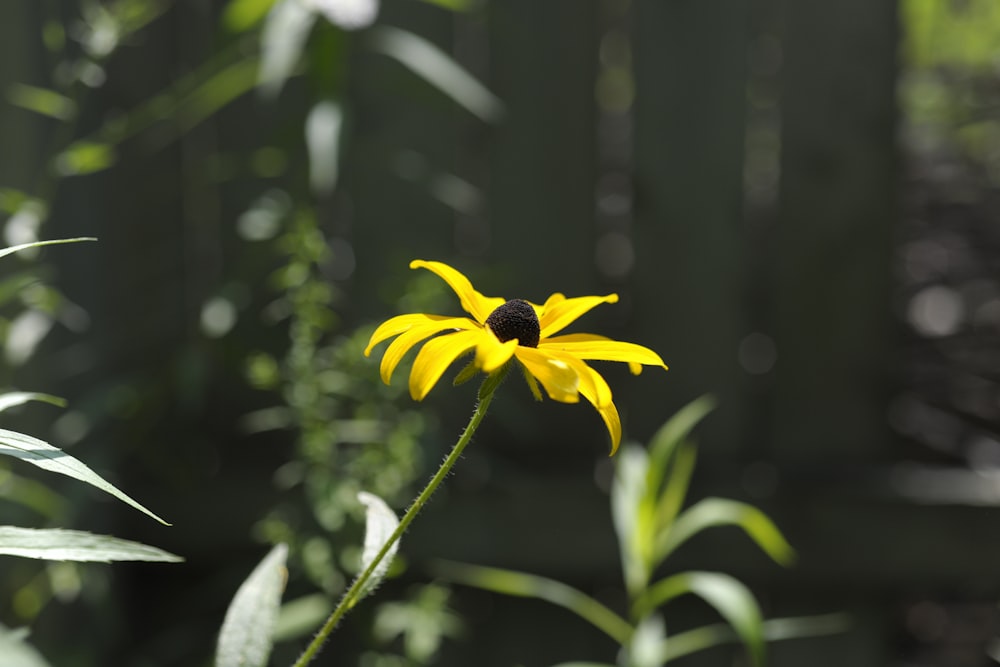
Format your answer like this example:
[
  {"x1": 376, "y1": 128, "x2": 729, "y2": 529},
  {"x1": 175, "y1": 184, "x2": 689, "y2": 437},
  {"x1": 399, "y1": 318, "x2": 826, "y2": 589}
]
[
  {"x1": 652, "y1": 440, "x2": 697, "y2": 541},
  {"x1": 0, "y1": 526, "x2": 182, "y2": 563},
  {"x1": 661, "y1": 613, "x2": 851, "y2": 662},
  {"x1": 635, "y1": 571, "x2": 765, "y2": 667},
  {"x1": 646, "y1": 395, "x2": 716, "y2": 494},
  {"x1": 216, "y1": 543, "x2": 289, "y2": 667},
  {"x1": 655, "y1": 498, "x2": 795, "y2": 567},
  {"x1": 0, "y1": 428, "x2": 170, "y2": 525},
  {"x1": 0, "y1": 393, "x2": 65, "y2": 414},
  {"x1": 611, "y1": 444, "x2": 651, "y2": 596},
  {"x1": 369, "y1": 27, "x2": 504, "y2": 122},
  {"x1": 434, "y1": 560, "x2": 633, "y2": 644},
  {"x1": 0, "y1": 238, "x2": 97, "y2": 262},
  {"x1": 0, "y1": 624, "x2": 52, "y2": 667}
]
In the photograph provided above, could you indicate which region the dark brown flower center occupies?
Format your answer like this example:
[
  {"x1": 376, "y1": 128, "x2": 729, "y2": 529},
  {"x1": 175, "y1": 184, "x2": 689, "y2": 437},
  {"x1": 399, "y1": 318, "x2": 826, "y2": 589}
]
[{"x1": 485, "y1": 299, "x2": 540, "y2": 348}]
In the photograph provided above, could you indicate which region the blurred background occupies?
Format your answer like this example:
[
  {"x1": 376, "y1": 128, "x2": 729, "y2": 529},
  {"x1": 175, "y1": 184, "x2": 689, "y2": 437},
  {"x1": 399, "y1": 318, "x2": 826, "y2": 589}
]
[{"x1": 2, "y1": 0, "x2": 1000, "y2": 665}]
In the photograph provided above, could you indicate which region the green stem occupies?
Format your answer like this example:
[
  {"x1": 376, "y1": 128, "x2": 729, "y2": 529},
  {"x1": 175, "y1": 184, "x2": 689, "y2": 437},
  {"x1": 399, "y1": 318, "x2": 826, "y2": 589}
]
[{"x1": 291, "y1": 367, "x2": 507, "y2": 667}]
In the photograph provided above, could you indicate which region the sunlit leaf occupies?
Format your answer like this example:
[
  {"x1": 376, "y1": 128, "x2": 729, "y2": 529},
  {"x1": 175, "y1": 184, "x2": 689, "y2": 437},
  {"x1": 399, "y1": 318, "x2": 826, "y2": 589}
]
[
  {"x1": 0, "y1": 428, "x2": 170, "y2": 525},
  {"x1": 626, "y1": 614, "x2": 667, "y2": 667},
  {"x1": 305, "y1": 100, "x2": 343, "y2": 195},
  {"x1": 369, "y1": 26, "x2": 504, "y2": 122},
  {"x1": 661, "y1": 613, "x2": 851, "y2": 663},
  {"x1": 216, "y1": 543, "x2": 288, "y2": 667},
  {"x1": 655, "y1": 497, "x2": 795, "y2": 567},
  {"x1": 636, "y1": 571, "x2": 765, "y2": 667},
  {"x1": 0, "y1": 392, "x2": 65, "y2": 414},
  {"x1": 0, "y1": 238, "x2": 96, "y2": 262},
  {"x1": 0, "y1": 526, "x2": 182, "y2": 563},
  {"x1": 355, "y1": 491, "x2": 399, "y2": 601},
  {"x1": 0, "y1": 624, "x2": 52, "y2": 667},
  {"x1": 223, "y1": 0, "x2": 278, "y2": 32},
  {"x1": 434, "y1": 560, "x2": 633, "y2": 644},
  {"x1": 6, "y1": 84, "x2": 76, "y2": 121},
  {"x1": 54, "y1": 141, "x2": 116, "y2": 176},
  {"x1": 258, "y1": 0, "x2": 316, "y2": 98},
  {"x1": 611, "y1": 444, "x2": 651, "y2": 596},
  {"x1": 309, "y1": 0, "x2": 379, "y2": 30}
]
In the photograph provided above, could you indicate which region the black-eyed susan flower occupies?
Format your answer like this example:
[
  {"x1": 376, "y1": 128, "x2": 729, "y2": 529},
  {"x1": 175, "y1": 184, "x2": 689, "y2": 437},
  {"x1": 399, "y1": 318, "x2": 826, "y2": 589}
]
[{"x1": 364, "y1": 260, "x2": 668, "y2": 454}]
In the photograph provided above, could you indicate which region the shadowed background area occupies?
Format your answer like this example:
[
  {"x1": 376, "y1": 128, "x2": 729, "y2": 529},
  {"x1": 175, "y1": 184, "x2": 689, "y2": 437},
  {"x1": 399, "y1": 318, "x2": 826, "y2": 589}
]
[{"x1": 1, "y1": 0, "x2": 1000, "y2": 665}]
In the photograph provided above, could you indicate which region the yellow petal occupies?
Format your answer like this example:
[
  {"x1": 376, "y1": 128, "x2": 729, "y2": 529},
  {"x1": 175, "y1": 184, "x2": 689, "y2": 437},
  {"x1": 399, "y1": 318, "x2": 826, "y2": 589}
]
[
  {"x1": 567, "y1": 361, "x2": 622, "y2": 453},
  {"x1": 475, "y1": 328, "x2": 519, "y2": 373},
  {"x1": 365, "y1": 313, "x2": 460, "y2": 356},
  {"x1": 534, "y1": 348, "x2": 610, "y2": 407},
  {"x1": 409, "y1": 329, "x2": 484, "y2": 400},
  {"x1": 527, "y1": 293, "x2": 564, "y2": 320},
  {"x1": 410, "y1": 260, "x2": 505, "y2": 324},
  {"x1": 514, "y1": 347, "x2": 580, "y2": 403},
  {"x1": 596, "y1": 400, "x2": 623, "y2": 455},
  {"x1": 379, "y1": 318, "x2": 479, "y2": 384},
  {"x1": 539, "y1": 335, "x2": 668, "y2": 370},
  {"x1": 538, "y1": 294, "x2": 619, "y2": 338}
]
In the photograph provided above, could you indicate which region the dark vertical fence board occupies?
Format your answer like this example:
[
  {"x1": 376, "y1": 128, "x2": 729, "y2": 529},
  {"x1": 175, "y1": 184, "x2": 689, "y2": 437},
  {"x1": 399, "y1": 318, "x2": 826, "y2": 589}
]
[
  {"x1": 772, "y1": 0, "x2": 898, "y2": 464},
  {"x1": 0, "y1": 3, "x2": 44, "y2": 192},
  {"x1": 631, "y1": 0, "x2": 751, "y2": 449},
  {"x1": 349, "y1": 8, "x2": 462, "y2": 319},
  {"x1": 487, "y1": 0, "x2": 599, "y2": 298}
]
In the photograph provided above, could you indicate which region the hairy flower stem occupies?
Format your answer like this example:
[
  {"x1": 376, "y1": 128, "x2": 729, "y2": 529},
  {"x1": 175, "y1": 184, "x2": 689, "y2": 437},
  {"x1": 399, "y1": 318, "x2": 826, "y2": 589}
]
[{"x1": 291, "y1": 367, "x2": 508, "y2": 667}]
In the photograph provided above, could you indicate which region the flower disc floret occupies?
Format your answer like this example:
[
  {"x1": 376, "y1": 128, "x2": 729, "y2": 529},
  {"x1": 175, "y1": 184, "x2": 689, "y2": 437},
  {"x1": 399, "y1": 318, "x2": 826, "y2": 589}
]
[
  {"x1": 485, "y1": 299, "x2": 540, "y2": 348},
  {"x1": 364, "y1": 260, "x2": 669, "y2": 455}
]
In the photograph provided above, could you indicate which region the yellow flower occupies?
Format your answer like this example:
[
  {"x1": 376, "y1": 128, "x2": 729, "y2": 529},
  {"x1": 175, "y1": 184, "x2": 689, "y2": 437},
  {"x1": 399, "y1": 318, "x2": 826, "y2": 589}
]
[{"x1": 364, "y1": 260, "x2": 668, "y2": 454}]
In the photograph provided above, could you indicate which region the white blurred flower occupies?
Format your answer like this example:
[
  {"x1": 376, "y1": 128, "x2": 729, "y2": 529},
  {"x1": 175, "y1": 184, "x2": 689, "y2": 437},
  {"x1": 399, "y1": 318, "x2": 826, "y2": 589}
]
[{"x1": 304, "y1": 0, "x2": 379, "y2": 30}]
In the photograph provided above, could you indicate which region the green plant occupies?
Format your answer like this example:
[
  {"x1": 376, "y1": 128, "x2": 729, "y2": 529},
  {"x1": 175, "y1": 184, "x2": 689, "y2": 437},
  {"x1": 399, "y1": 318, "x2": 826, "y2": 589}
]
[
  {"x1": 434, "y1": 396, "x2": 849, "y2": 666},
  {"x1": 0, "y1": 240, "x2": 180, "y2": 664}
]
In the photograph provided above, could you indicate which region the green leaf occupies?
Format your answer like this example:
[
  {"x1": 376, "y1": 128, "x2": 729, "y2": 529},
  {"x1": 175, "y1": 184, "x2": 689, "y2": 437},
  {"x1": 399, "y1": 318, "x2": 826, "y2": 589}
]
[
  {"x1": 635, "y1": 571, "x2": 765, "y2": 667},
  {"x1": 652, "y1": 440, "x2": 697, "y2": 541},
  {"x1": 646, "y1": 395, "x2": 716, "y2": 495},
  {"x1": 6, "y1": 83, "x2": 76, "y2": 121},
  {"x1": 258, "y1": 0, "x2": 316, "y2": 98},
  {"x1": 626, "y1": 614, "x2": 667, "y2": 667},
  {"x1": 55, "y1": 141, "x2": 116, "y2": 175},
  {"x1": 661, "y1": 613, "x2": 851, "y2": 663},
  {"x1": 355, "y1": 491, "x2": 400, "y2": 601},
  {"x1": 0, "y1": 526, "x2": 182, "y2": 563},
  {"x1": 655, "y1": 498, "x2": 795, "y2": 567},
  {"x1": 0, "y1": 392, "x2": 66, "y2": 414},
  {"x1": 434, "y1": 560, "x2": 633, "y2": 644},
  {"x1": 216, "y1": 543, "x2": 289, "y2": 667},
  {"x1": 222, "y1": 0, "x2": 278, "y2": 32},
  {"x1": 0, "y1": 624, "x2": 52, "y2": 667},
  {"x1": 0, "y1": 238, "x2": 97, "y2": 262},
  {"x1": 0, "y1": 428, "x2": 170, "y2": 525},
  {"x1": 369, "y1": 27, "x2": 504, "y2": 123},
  {"x1": 611, "y1": 444, "x2": 651, "y2": 596}
]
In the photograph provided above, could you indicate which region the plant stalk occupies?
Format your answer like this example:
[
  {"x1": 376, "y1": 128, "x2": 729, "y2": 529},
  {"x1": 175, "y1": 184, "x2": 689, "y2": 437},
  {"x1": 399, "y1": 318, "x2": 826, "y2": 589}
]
[{"x1": 291, "y1": 367, "x2": 507, "y2": 667}]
